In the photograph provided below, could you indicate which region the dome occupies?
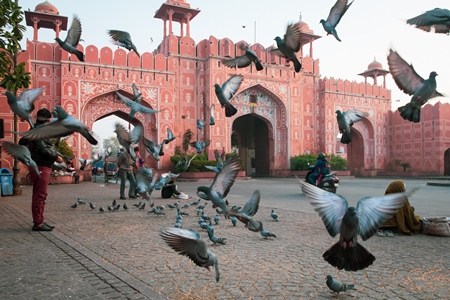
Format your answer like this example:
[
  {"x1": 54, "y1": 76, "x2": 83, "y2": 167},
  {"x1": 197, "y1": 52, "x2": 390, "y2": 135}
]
[
  {"x1": 368, "y1": 59, "x2": 383, "y2": 70},
  {"x1": 34, "y1": 1, "x2": 59, "y2": 14},
  {"x1": 294, "y1": 13, "x2": 313, "y2": 34}
]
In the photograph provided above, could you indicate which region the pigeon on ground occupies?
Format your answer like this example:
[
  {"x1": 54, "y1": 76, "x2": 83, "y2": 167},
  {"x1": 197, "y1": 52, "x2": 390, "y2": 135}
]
[
  {"x1": 271, "y1": 24, "x2": 302, "y2": 72},
  {"x1": 55, "y1": 15, "x2": 84, "y2": 61},
  {"x1": 3, "y1": 141, "x2": 40, "y2": 176},
  {"x1": 207, "y1": 220, "x2": 215, "y2": 233},
  {"x1": 199, "y1": 220, "x2": 208, "y2": 230},
  {"x1": 113, "y1": 204, "x2": 120, "y2": 211},
  {"x1": 197, "y1": 208, "x2": 203, "y2": 216},
  {"x1": 301, "y1": 181, "x2": 417, "y2": 271},
  {"x1": 89, "y1": 202, "x2": 96, "y2": 210},
  {"x1": 15, "y1": 106, "x2": 98, "y2": 145},
  {"x1": 77, "y1": 198, "x2": 86, "y2": 205},
  {"x1": 197, "y1": 156, "x2": 242, "y2": 218},
  {"x1": 214, "y1": 74, "x2": 244, "y2": 117},
  {"x1": 222, "y1": 43, "x2": 263, "y2": 71},
  {"x1": 320, "y1": 0, "x2": 354, "y2": 42},
  {"x1": 191, "y1": 199, "x2": 201, "y2": 206},
  {"x1": 114, "y1": 123, "x2": 143, "y2": 153},
  {"x1": 148, "y1": 207, "x2": 165, "y2": 216},
  {"x1": 270, "y1": 209, "x2": 278, "y2": 221},
  {"x1": 387, "y1": 49, "x2": 443, "y2": 123},
  {"x1": 198, "y1": 202, "x2": 208, "y2": 210},
  {"x1": 336, "y1": 109, "x2": 368, "y2": 144},
  {"x1": 326, "y1": 275, "x2": 356, "y2": 294},
  {"x1": 160, "y1": 227, "x2": 220, "y2": 282},
  {"x1": 182, "y1": 203, "x2": 191, "y2": 209},
  {"x1": 174, "y1": 221, "x2": 182, "y2": 228},
  {"x1": 167, "y1": 203, "x2": 176, "y2": 209},
  {"x1": 214, "y1": 215, "x2": 220, "y2": 225},
  {"x1": 112, "y1": 199, "x2": 117, "y2": 207},
  {"x1": 156, "y1": 205, "x2": 165, "y2": 211},
  {"x1": 116, "y1": 91, "x2": 159, "y2": 119},
  {"x1": 260, "y1": 229, "x2": 277, "y2": 239},
  {"x1": 99, "y1": 207, "x2": 105, "y2": 212},
  {"x1": 209, "y1": 104, "x2": 215, "y2": 126},
  {"x1": 5, "y1": 87, "x2": 46, "y2": 128},
  {"x1": 231, "y1": 216, "x2": 237, "y2": 227},
  {"x1": 207, "y1": 228, "x2": 227, "y2": 245},
  {"x1": 190, "y1": 140, "x2": 211, "y2": 154},
  {"x1": 132, "y1": 202, "x2": 142, "y2": 208},
  {"x1": 70, "y1": 203, "x2": 77, "y2": 209},
  {"x1": 123, "y1": 203, "x2": 128, "y2": 210},
  {"x1": 107, "y1": 30, "x2": 140, "y2": 56},
  {"x1": 201, "y1": 212, "x2": 211, "y2": 221},
  {"x1": 177, "y1": 208, "x2": 189, "y2": 216},
  {"x1": 139, "y1": 203, "x2": 146, "y2": 210},
  {"x1": 197, "y1": 119, "x2": 205, "y2": 130},
  {"x1": 407, "y1": 8, "x2": 450, "y2": 34},
  {"x1": 107, "y1": 205, "x2": 113, "y2": 211}
]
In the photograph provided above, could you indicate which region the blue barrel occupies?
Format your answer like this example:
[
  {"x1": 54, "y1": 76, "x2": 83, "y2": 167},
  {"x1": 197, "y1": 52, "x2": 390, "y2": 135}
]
[{"x1": 0, "y1": 168, "x2": 13, "y2": 196}]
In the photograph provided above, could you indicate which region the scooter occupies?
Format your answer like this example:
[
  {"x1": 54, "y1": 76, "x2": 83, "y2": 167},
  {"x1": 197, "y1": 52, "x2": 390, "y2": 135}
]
[{"x1": 305, "y1": 168, "x2": 340, "y2": 194}]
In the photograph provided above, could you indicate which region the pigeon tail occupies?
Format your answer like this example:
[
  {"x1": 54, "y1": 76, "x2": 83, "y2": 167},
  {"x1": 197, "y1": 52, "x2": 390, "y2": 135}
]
[
  {"x1": 398, "y1": 103, "x2": 421, "y2": 123},
  {"x1": 74, "y1": 49, "x2": 85, "y2": 62},
  {"x1": 331, "y1": 29, "x2": 341, "y2": 42},
  {"x1": 293, "y1": 57, "x2": 302, "y2": 73},
  {"x1": 322, "y1": 241, "x2": 375, "y2": 272},
  {"x1": 225, "y1": 103, "x2": 238, "y2": 117},
  {"x1": 255, "y1": 60, "x2": 264, "y2": 71},
  {"x1": 340, "y1": 132, "x2": 352, "y2": 144}
]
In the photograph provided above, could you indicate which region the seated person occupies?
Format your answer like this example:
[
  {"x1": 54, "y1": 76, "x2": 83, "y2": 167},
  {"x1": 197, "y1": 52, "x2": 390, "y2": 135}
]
[
  {"x1": 161, "y1": 179, "x2": 182, "y2": 198},
  {"x1": 380, "y1": 180, "x2": 422, "y2": 235},
  {"x1": 66, "y1": 161, "x2": 80, "y2": 184}
]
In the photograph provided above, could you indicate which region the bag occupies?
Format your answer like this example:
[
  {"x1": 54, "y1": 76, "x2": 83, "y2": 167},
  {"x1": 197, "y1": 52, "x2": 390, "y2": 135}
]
[
  {"x1": 321, "y1": 161, "x2": 331, "y2": 175},
  {"x1": 422, "y1": 217, "x2": 450, "y2": 237}
]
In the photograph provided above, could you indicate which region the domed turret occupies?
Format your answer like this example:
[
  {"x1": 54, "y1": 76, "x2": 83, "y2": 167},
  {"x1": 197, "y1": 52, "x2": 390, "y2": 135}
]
[
  {"x1": 34, "y1": 1, "x2": 59, "y2": 14},
  {"x1": 367, "y1": 58, "x2": 383, "y2": 70},
  {"x1": 294, "y1": 13, "x2": 313, "y2": 34}
]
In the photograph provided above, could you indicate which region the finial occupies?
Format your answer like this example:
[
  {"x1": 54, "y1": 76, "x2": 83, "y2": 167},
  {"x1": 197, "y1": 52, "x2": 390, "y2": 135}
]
[{"x1": 299, "y1": 12, "x2": 302, "y2": 21}]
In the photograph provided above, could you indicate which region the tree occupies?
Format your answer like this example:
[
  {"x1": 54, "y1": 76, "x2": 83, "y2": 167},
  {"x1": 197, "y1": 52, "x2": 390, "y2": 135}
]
[{"x1": 102, "y1": 137, "x2": 120, "y2": 157}]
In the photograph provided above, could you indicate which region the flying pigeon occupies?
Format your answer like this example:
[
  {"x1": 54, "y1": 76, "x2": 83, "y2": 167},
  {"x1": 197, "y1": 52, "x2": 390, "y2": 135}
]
[
  {"x1": 107, "y1": 30, "x2": 140, "y2": 56},
  {"x1": 160, "y1": 227, "x2": 220, "y2": 282},
  {"x1": 270, "y1": 209, "x2": 278, "y2": 221},
  {"x1": 5, "y1": 87, "x2": 46, "y2": 128},
  {"x1": 176, "y1": 153, "x2": 197, "y2": 172},
  {"x1": 197, "y1": 156, "x2": 242, "y2": 218},
  {"x1": 190, "y1": 140, "x2": 211, "y2": 154},
  {"x1": 320, "y1": 0, "x2": 354, "y2": 42},
  {"x1": 116, "y1": 91, "x2": 159, "y2": 120},
  {"x1": 114, "y1": 123, "x2": 143, "y2": 153},
  {"x1": 207, "y1": 228, "x2": 227, "y2": 245},
  {"x1": 3, "y1": 141, "x2": 40, "y2": 176},
  {"x1": 260, "y1": 229, "x2": 277, "y2": 239},
  {"x1": 205, "y1": 149, "x2": 225, "y2": 173},
  {"x1": 78, "y1": 157, "x2": 95, "y2": 170},
  {"x1": 131, "y1": 83, "x2": 143, "y2": 103},
  {"x1": 326, "y1": 275, "x2": 356, "y2": 294},
  {"x1": 143, "y1": 137, "x2": 163, "y2": 161},
  {"x1": 335, "y1": 109, "x2": 367, "y2": 144},
  {"x1": 135, "y1": 171, "x2": 158, "y2": 206},
  {"x1": 214, "y1": 74, "x2": 244, "y2": 117},
  {"x1": 407, "y1": 8, "x2": 450, "y2": 34},
  {"x1": 209, "y1": 104, "x2": 215, "y2": 126},
  {"x1": 271, "y1": 24, "x2": 302, "y2": 72},
  {"x1": 55, "y1": 15, "x2": 84, "y2": 61},
  {"x1": 162, "y1": 127, "x2": 175, "y2": 145},
  {"x1": 387, "y1": 49, "x2": 443, "y2": 123},
  {"x1": 197, "y1": 119, "x2": 205, "y2": 130},
  {"x1": 15, "y1": 106, "x2": 98, "y2": 145},
  {"x1": 301, "y1": 181, "x2": 417, "y2": 271},
  {"x1": 229, "y1": 190, "x2": 262, "y2": 232},
  {"x1": 221, "y1": 43, "x2": 263, "y2": 71}
]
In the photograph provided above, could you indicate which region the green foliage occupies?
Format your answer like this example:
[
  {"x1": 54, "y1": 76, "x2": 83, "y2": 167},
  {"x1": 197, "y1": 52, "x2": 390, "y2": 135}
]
[
  {"x1": 102, "y1": 136, "x2": 120, "y2": 157},
  {"x1": 329, "y1": 154, "x2": 347, "y2": 171},
  {"x1": 170, "y1": 153, "x2": 216, "y2": 172},
  {"x1": 290, "y1": 154, "x2": 348, "y2": 171},
  {"x1": 55, "y1": 140, "x2": 74, "y2": 159}
]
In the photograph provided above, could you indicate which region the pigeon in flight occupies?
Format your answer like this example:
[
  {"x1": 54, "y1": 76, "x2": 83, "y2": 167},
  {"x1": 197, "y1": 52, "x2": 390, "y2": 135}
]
[
  {"x1": 3, "y1": 141, "x2": 40, "y2": 176},
  {"x1": 407, "y1": 8, "x2": 450, "y2": 34},
  {"x1": 15, "y1": 106, "x2": 98, "y2": 145},
  {"x1": 143, "y1": 137, "x2": 163, "y2": 161},
  {"x1": 160, "y1": 227, "x2": 220, "y2": 282},
  {"x1": 114, "y1": 123, "x2": 143, "y2": 153},
  {"x1": 205, "y1": 150, "x2": 225, "y2": 173},
  {"x1": 197, "y1": 156, "x2": 242, "y2": 218},
  {"x1": 190, "y1": 140, "x2": 211, "y2": 154},
  {"x1": 229, "y1": 190, "x2": 262, "y2": 232},
  {"x1": 162, "y1": 127, "x2": 175, "y2": 145},
  {"x1": 131, "y1": 83, "x2": 143, "y2": 103},
  {"x1": 209, "y1": 104, "x2": 215, "y2": 126},
  {"x1": 116, "y1": 91, "x2": 159, "y2": 119},
  {"x1": 301, "y1": 181, "x2": 417, "y2": 271},
  {"x1": 271, "y1": 24, "x2": 302, "y2": 72},
  {"x1": 214, "y1": 74, "x2": 244, "y2": 117},
  {"x1": 55, "y1": 15, "x2": 84, "y2": 61},
  {"x1": 197, "y1": 119, "x2": 205, "y2": 130},
  {"x1": 221, "y1": 43, "x2": 263, "y2": 71},
  {"x1": 320, "y1": 0, "x2": 354, "y2": 42},
  {"x1": 5, "y1": 87, "x2": 46, "y2": 129},
  {"x1": 107, "y1": 30, "x2": 140, "y2": 56},
  {"x1": 335, "y1": 109, "x2": 367, "y2": 144},
  {"x1": 326, "y1": 275, "x2": 356, "y2": 294},
  {"x1": 387, "y1": 49, "x2": 443, "y2": 123}
]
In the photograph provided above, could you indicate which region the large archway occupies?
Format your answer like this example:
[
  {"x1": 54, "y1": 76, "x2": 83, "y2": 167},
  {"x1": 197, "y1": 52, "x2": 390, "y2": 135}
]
[
  {"x1": 444, "y1": 148, "x2": 450, "y2": 176},
  {"x1": 346, "y1": 129, "x2": 365, "y2": 176},
  {"x1": 232, "y1": 114, "x2": 270, "y2": 176}
]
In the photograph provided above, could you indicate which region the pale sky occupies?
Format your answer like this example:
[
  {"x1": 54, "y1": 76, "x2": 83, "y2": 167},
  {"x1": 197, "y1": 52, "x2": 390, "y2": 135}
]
[{"x1": 21, "y1": 0, "x2": 450, "y2": 142}]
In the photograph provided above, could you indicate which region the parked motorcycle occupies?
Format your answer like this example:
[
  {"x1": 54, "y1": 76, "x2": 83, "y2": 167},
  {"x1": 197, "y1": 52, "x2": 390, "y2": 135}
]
[{"x1": 305, "y1": 168, "x2": 340, "y2": 194}]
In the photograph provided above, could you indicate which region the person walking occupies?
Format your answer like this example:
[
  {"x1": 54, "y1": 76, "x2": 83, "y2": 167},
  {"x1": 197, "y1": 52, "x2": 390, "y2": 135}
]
[
  {"x1": 117, "y1": 148, "x2": 137, "y2": 200},
  {"x1": 19, "y1": 108, "x2": 63, "y2": 231},
  {"x1": 91, "y1": 164, "x2": 98, "y2": 182}
]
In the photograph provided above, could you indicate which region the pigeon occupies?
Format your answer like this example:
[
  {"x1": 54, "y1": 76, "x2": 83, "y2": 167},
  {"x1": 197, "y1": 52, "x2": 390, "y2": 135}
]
[
  {"x1": 89, "y1": 202, "x2": 96, "y2": 210},
  {"x1": 197, "y1": 156, "x2": 242, "y2": 218},
  {"x1": 99, "y1": 207, "x2": 105, "y2": 212},
  {"x1": 143, "y1": 137, "x2": 163, "y2": 161},
  {"x1": 231, "y1": 205, "x2": 241, "y2": 212},
  {"x1": 104, "y1": 147, "x2": 113, "y2": 159},
  {"x1": 182, "y1": 203, "x2": 191, "y2": 209},
  {"x1": 387, "y1": 49, "x2": 443, "y2": 123},
  {"x1": 53, "y1": 161, "x2": 68, "y2": 170},
  {"x1": 326, "y1": 275, "x2": 356, "y2": 294},
  {"x1": 205, "y1": 149, "x2": 225, "y2": 173},
  {"x1": 231, "y1": 216, "x2": 237, "y2": 227},
  {"x1": 156, "y1": 205, "x2": 165, "y2": 211},
  {"x1": 3, "y1": 141, "x2": 40, "y2": 176},
  {"x1": 55, "y1": 15, "x2": 84, "y2": 61},
  {"x1": 207, "y1": 228, "x2": 227, "y2": 245},
  {"x1": 155, "y1": 172, "x2": 179, "y2": 190},
  {"x1": 112, "y1": 199, "x2": 117, "y2": 207},
  {"x1": 5, "y1": 87, "x2": 46, "y2": 128},
  {"x1": 167, "y1": 203, "x2": 176, "y2": 209},
  {"x1": 197, "y1": 119, "x2": 205, "y2": 130},
  {"x1": 199, "y1": 220, "x2": 208, "y2": 230},
  {"x1": 107, "y1": 205, "x2": 113, "y2": 211},
  {"x1": 201, "y1": 212, "x2": 211, "y2": 221},
  {"x1": 177, "y1": 208, "x2": 189, "y2": 216},
  {"x1": 123, "y1": 203, "x2": 128, "y2": 210},
  {"x1": 77, "y1": 157, "x2": 95, "y2": 170},
  {"x1": 190, "y1": 140, "x2": 211, "y2": 154},
  {"x1": 214, "y1": 74, "x2": 244, "y2": 117},
  {"x1": 196, "y1": 208, "x2": 203, "y2": 216},
  {"x1": 176, "y1": 153, "x2": 197, "y2": 172},
  {"x1": 260, "y1": 229, "x2": 277, "y2": 239},
  {"x1": 198, "y1": 202, "x2": 208, "y2": 210},
  {"x1": 107, "y1": 30, "x2": 140, "y2": 56},
  {"x1": 162, "y1": 127, "x2": 176, "y2": 145},
  {"x1": 135, "y1": 171, "x2": 158, "y2": 206},
  {"x1": 209, "y1": 104, "x2": 215, "y2": 126},
  {"x1": 198, "y1": 217, "x2": 205, "y2": 225},
  {"x1": 77, "y1": 198, "x2": 86, "y2": 205},
  {"x1": 270, "y1": 209, "x2": 278, "y2": 221},
  {"x1": 113, "y1": 204, "x2": 120, "y2": 211},
  {"x1": 214, "y1": 215, "x2": 220, "y2": 225},
  {"x1": 160, "y1": 227, "x2": 220, "y2": 282},
  {"x1": 407, "y1": 8, "x2": 450, "y2": 35},
  {"x1": 301, "y1": 181, "x2": 417, "y2": 271},
  {"x1": 148, "y1": 207, "x2": 165, "y2": 216},
  {"x1": 114, "y1": 123, "x2": 143, "y2": 153},
  {"x1": 131, "y1": 83, "x2": 143, "y2": 103},
  {"x1": 222, "y1": 43, "x2": 263, "y2": 71},
  {"x1": 133, "y1": 202, "x2": 142, "y2": 208},
  {"x1": 191, "y1": 199, "x2": 201, "y2": 206},
  {"x1": 139, "y1": 203, "x2": 146, "y2": 210},
  {"x1": 116, "y1": 91, "x2": 159, "y2": 119},
  {"x1": 271, "y1": 24, "x2": 302, "y2": 72},
  {"x1": 70, "y1": 203, "x2": 77, "y2": 209},
  {"x1": 335, "y1": 109, "x2": 367, "y2": 144},
  {"x1": 229, "y1": 190, "x2": 262, "y2": 232},
  {"x1": 174, "y1": 221, "x2": 182, "y2": 228},
  {"x1": 207, "y1": 220, "x2": 215, "y2": 233},
  {"x1": 320, "y1": 0, "x2": 354, "y2": 42},
  {"x1": 15, "y1": 106, "x2": 98, "y2": 145}
]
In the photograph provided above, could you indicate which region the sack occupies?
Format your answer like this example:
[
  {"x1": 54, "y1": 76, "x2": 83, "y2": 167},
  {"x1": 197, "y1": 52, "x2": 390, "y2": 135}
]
[{"x1": 422, "y1": 217, "x2": 450, "y2": 237}]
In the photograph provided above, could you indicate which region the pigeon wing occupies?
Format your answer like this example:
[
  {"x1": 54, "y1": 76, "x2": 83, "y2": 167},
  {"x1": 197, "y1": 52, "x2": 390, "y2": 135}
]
[
  {"x1": 301, "y1": 181, "x2": 348, "y2": 237},
  {"x1": 108, "y1": 30, "x2": 132, "y2": 45},
  {"x1": 326, "y1": 0, "x2": 351, "y2": 27},
  {"x1": 240, "y1": 189, "x2": 260, "y2": 217},
  {"x1": 137, "y1": 104, "x2": 159, "y2": 114},
  {"x1": 210, "y1": 156, "x2": 241, "y2": 198},
  {"x1": 115, "y1": 123, "x2": 131, "y2": 146},
  {"x1": 222, "y1": 54, "x2": 252, "y2": 69},
  {"x1": 283, "y1": 23, "x2": 302, "y2": 52},
  {"x1": 18, "y1": 120, "x2": 74, "y2": 140},
  {"x1": 356, "y1": 188, "x2": 418, "y2": 241},
  {"x1": 116, "y1": 92, "x2": 133, "y2": 108},
  {"x1": 407, "y1": 8, "x2": 450, "y2": 34},
  {"x1": 343, "y1": 109, "x2": 367, "y2": 124},
  {"x1": 387, "y1": 49, "x2": 424, "y2": 96},
  {"x1": 221, "y1": 74, "x2": 244, "y2": 100},
  {"x1": 65, "y1": 15, "x2": 82, "y2": 47},
  {"x1": 18, "y1": 87, "x2": 46, "y2": 112},
  {"x1": 129, "y1": 124, "x2": 143, "y2": 144},
  {"x1": 142, "y1": 137, "x2": 157, "y2": 154},
  {"x1": 269, "y1": 48, "x2": 286, "y2": 58},
  {"x1": 132, "y1": 83, "x2": 141, "y2": 99}
]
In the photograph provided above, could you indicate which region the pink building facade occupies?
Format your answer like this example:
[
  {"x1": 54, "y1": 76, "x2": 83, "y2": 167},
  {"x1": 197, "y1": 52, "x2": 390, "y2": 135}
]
[{"x1": 1, "y1": 0, "x2": 450, "y2": 177}]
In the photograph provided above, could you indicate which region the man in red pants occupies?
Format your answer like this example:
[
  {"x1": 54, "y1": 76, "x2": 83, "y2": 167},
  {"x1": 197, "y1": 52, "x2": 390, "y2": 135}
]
[{"x1": 19, "y1": 108, "x2": 63, "y2": 231}]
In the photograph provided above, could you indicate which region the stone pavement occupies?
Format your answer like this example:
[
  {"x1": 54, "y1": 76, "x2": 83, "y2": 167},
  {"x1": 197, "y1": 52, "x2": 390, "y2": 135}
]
[{"x1": 0, "y1": 177, "x2": 449, "y2": 299}]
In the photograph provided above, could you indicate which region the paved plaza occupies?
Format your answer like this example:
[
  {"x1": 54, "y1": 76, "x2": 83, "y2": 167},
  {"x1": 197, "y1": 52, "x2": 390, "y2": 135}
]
[{"x1": 0, "y1": 176, "x2": 449, "y2": 299}]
